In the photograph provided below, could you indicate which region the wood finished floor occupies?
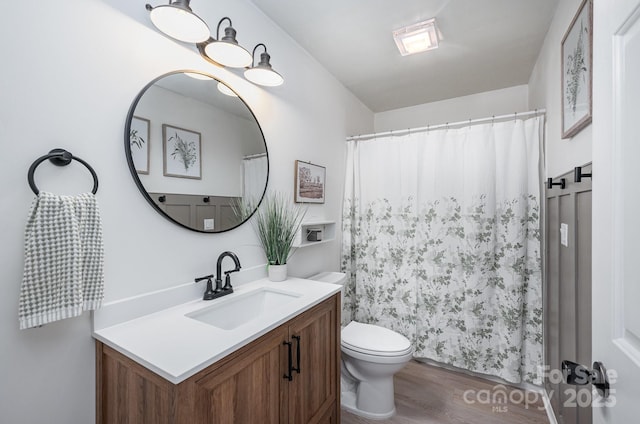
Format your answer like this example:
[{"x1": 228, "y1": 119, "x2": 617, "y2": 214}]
[{"x1": 341, "y1": 361, "x2": 549, "y2": 424}]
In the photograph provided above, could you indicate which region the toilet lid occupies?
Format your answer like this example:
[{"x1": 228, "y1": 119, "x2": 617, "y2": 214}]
[{"x1": 341, "y1": 321, "x2": 412, "y2": 356}]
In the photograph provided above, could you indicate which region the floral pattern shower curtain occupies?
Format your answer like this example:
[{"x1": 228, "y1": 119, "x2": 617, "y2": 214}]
[{"x1": 341, "y1": 117, "x2": 543, "y2": 384}]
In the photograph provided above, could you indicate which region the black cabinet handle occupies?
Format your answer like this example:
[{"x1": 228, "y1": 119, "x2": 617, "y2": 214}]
[
  {"x1": 292, "y1": 335, "x2": 301, "y2": 374},
  {"x1": 283, "y1": 341, "x2": 293, "y2": 381}
]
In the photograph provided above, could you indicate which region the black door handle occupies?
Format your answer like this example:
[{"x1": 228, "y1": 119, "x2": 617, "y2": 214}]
[
  {"x1": 292, "y1": 335, "x2": 301, "y2": 374},
  {"x1": 283, "y1": 341, "x2": 293, "y2": 381},
  {"x1": 562, "y1": 360, "x2": 610, "y2": 398}
]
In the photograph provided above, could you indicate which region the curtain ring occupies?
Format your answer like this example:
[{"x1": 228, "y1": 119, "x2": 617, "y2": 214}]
[
  {"x1": 492, "y1": 115, "x2": 495, "y2": 126},
  {"x1": 514, "y1": 112, "x2": 517, "y2": 122},
  {"x1": 446, "y1": 122, "x2": 449, "y2": 131}
]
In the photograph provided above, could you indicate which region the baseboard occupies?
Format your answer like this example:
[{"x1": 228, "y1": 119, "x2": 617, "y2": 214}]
[{"x1": 541, "y1": 388, "x2": 559, "y2": 424}]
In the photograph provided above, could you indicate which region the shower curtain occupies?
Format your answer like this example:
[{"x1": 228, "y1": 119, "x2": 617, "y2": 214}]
[
  {"x1": 243, "y1": 154, "x2": 268, "y2": 205},
  {"x1": 341, "y1": 116, "x2": 543, "y2": 384}
]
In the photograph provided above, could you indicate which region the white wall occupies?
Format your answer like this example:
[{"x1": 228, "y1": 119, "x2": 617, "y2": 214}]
[
  {"x1": 529, "y1": 0, "x2": 592, "y2": 178},
  {"x1": 374, "y1": 85, "x2": 529, "y2": 133},
  {"x1": 0, "y1": 1, "x2": 372, "y2": 423}
]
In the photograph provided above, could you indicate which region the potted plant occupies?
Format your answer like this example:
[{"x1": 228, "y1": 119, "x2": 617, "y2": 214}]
[{"x1": 252, "y1": 192, "x2": 306, "y2": 281}]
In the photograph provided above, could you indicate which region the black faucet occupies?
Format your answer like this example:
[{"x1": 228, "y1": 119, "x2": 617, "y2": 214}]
[
  {"x1": 216, "y1": 251, "x2": 241, "y2": 292},
  {"x1": 195, "y1": 251, "x2": 242, "y2": 301}
]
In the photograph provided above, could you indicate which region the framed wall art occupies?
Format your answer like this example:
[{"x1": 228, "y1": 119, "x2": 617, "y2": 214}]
[
  {"x1": 130, "y1": 116, "x2": 150, "y2": 174},
  {"x1": 561, "y1": 0, "x2": 592, "y2": 139},
  {"x1": 294, "y1": 160, "x2": 325, "y2": 203},
  {"x1": 162, "y1": 124, "x2": 202, "y2": 179}
]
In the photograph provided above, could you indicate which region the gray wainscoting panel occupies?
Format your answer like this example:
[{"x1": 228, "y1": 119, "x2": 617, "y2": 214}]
[
  {"x1": 546, "y1": 195, "x2": 561, "y2": 416},
  {"x1": 544, "y1": 163, "x2": 592, "y2": 424},
  {"x1": 150, "y1": 193, "x2": 240, "y2": 231}
]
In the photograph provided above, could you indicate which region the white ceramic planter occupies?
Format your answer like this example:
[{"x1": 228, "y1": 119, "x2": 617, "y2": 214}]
[{"x1": 268, "y1": 264, "x2": 288, "y2": 282}]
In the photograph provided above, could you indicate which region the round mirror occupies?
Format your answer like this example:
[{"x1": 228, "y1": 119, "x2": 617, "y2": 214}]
[{"x1": 125, "y1": 71, "x2": 268, "y2": 232}]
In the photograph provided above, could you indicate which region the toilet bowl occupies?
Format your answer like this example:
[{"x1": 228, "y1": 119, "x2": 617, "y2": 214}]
[{"x1": 308, "y1": 272, "x2": 413, "y2": 420}]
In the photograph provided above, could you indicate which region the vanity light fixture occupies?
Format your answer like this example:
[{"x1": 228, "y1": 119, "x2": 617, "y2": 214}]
[
  {"x1": 185, "y1": 72, "x2": 237, "y2": 96},
  {"x1": 146, "y1": 2, "x2": 284, "y2": 87},
  {"x1": 244, "y1": 44, "x2": 284, "y2": 87},
  {"x1": 145, "y1": 0, "x2": 210, "y2": 43},
  {"x1": 201, "y1": 17, "x2": 253, "y2": 68},
  {"x1": 393, "y1": 18, "x2": 440, "y2": 56}
]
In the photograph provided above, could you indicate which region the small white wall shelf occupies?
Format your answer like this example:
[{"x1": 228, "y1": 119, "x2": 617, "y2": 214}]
[{"x1": 293, "y1": 221, "x2": 336, "y2": 247}]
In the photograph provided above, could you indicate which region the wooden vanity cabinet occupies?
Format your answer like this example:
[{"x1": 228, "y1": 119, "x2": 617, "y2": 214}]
[{"x1": 96, "y1": 293, "x2": 340, "y2": 424}]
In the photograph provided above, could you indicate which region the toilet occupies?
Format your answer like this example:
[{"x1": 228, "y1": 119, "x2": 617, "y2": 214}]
[{"x1": 309, "y1": 272, "x2": 413, "y2": 420}]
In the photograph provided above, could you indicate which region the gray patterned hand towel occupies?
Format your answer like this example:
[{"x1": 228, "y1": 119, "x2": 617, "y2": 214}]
[{"x1": 19, "y1": 192, "x2": 104, "y2": 329}]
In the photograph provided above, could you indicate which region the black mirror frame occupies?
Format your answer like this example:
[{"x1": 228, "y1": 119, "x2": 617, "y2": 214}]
[{"x1": 124, "y1": 69, "x2": 269, "y2": 233}]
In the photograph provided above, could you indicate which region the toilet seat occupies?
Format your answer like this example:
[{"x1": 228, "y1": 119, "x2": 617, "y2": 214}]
[{"x1": 341, "y1": 321, "x2": 412, "y2": 358}]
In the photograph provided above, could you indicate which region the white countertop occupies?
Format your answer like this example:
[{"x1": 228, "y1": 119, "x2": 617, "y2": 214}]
[{"x1": 93, "y1": 278, "x2": 340, "y2": 384}]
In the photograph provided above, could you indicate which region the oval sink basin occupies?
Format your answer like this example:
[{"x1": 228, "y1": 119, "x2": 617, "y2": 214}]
[{"x1": 186, "y1": 287, "x2": 302, "y2": 330}]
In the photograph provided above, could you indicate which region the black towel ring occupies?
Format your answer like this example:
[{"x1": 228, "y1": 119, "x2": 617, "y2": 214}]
[{"x1": 28, "y1": 148, "x2": 99, "y2": 195}]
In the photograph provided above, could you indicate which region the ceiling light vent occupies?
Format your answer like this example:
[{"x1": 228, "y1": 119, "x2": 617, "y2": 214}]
[{"x1": 393, "y1": 18, "x2": 440, "y2": 56}]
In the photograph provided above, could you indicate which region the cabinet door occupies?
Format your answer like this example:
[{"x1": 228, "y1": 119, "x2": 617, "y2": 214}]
[
  {"x1": 189, "y1": 326, "x2": 288, "y2": 424},
  {"x1": 98, "y1": 343, "x2": 176, "y2": 424},
  {"x1": 288, "y1": 295, "x2": 339, "y2": 424}
]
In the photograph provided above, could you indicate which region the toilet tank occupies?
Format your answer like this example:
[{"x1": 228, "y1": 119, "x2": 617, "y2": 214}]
[
  {"x1": 307, "y1": 272, "x2": 347, "y2": 308},
  {"x1": 308, "y1": 272, "x2": 347, "y2": 286}
]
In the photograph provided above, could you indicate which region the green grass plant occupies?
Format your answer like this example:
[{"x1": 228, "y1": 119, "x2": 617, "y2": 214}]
[{"x1": 253, "y1": 192, "x2": 305, "y2": 265}]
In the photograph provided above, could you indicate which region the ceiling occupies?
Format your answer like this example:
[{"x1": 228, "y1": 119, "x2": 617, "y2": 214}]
[{"x1": 249, "y1": 0, "x2": 559, "y2": 112}]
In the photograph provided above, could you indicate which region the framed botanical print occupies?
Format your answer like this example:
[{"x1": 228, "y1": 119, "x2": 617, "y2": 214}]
[
  {"x1": 561, "y1": 0, "x2": 592, "y2": 138},
  {"x1": 130, "y1": 116, "x2": 150, "y2": 174},
  {"x1": 162, "y1": 124, "x2": 202, "y2": 179}
]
